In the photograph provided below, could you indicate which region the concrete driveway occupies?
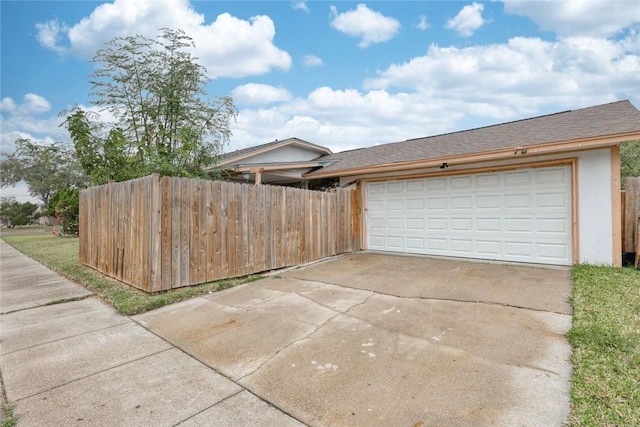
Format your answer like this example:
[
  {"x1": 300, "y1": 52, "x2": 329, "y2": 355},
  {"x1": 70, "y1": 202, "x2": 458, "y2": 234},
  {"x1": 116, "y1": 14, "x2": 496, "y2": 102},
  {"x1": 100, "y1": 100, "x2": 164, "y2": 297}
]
[{"x1": 135, "y1": 252, "x2": 573, "y2": 427}]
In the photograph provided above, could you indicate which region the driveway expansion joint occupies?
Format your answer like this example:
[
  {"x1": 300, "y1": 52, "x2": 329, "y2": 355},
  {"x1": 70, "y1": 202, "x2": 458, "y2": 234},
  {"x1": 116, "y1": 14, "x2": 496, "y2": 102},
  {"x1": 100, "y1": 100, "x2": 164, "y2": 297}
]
[
  {"x1": 0, "y1": 319, "x2": 133, "y2": 357},
  {"x1": 293, "y1": 277, "x2": 571, "y2": 315},
  {"x1": 11, "y1": 347, "x2": 174, "y2": 403}
]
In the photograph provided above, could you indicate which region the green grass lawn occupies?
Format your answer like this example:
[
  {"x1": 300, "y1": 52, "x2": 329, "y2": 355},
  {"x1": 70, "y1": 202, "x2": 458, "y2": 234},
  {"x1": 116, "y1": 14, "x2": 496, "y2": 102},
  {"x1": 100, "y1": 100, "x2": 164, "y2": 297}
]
[
  {"x1": 1, "y1": 234, "x2": 261, "y2": 316},
  {"x1": 568, "y1": 264, "x2": 640, "y2": 426}
]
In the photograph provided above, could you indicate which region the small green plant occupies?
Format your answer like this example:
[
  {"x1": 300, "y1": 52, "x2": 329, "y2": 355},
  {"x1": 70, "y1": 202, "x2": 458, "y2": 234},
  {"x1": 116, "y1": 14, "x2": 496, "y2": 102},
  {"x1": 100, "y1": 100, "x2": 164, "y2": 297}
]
[{"x1": 1, "y1": 405, "x2": 18, "y2": 427}]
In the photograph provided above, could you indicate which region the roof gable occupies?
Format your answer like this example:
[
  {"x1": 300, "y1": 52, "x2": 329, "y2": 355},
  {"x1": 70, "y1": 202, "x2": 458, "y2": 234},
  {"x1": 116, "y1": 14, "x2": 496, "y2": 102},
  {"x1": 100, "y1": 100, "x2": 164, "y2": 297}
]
[{"x1": 217, "y1": 137, "x2": 332, "y2": 168}]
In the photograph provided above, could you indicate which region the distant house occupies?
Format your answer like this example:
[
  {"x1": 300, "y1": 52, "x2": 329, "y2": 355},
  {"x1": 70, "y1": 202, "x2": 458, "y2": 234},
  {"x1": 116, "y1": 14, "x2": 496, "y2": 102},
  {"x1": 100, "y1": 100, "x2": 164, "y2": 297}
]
[{"x1": 209, "y1": 138, "x2": 334, "y2": 187}]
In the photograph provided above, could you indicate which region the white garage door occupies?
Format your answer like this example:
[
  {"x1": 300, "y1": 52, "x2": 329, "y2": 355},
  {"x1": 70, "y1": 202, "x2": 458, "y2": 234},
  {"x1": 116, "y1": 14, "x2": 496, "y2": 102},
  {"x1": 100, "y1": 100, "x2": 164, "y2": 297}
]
[{"x1": 365, "y1": 166, "x2": 572, "y2": 265}]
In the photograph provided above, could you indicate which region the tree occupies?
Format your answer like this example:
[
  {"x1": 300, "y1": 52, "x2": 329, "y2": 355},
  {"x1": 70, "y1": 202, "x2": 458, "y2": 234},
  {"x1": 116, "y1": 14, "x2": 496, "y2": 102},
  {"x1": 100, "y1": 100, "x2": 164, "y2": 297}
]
[
  {"x1": 0, "y1": 197, "x2": 38, "y2": 227},
  {"x1": 0, "y1": 139, "x2": 86, "y2": 206},
  {"x1": 621, "y1": 140, "x2": 640, "y2": 189},
  {"x1": 63, "y1": 28, "x2": 237, "y2": 184}
]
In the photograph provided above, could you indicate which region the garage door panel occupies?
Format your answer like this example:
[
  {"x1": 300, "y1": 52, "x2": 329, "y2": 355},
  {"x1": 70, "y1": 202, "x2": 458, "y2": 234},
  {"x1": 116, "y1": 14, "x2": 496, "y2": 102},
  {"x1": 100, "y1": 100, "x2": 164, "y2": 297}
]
[
  {"x1": 477, "y1": 218, "x2": 501, "y2": 232},
  {"x1": 451, "y1": 218, "x2": 472, "y2": 231},
  {"x1": 536, "y1": 167, "x2": 568, "y2": 183},
  {"x1": 365, "y1": 166, "x2": 572, "y2": 265},
  {"x1": 537, "y1": 192, "x2": 568, "y2": 208},
  {"x1": 505, "y1": 170, "x2": 533, "y2": 185},
  {"x1": 406, "y1": 237, "x2": 425, "y2": 250},
  {"x1": 406, "y1": 180, "x2": 424, "y2": 192},
  {"x1": 427, "y1": 218, "x2": 447, "y2": 231},
  {"x1": 505, "y1": 194, "x2": 532, "y2": 209},
  {"x1": 451, "y1": 197, "x2": 473, "y2": 209},
  {"x1": 427, "y1": 238, "x2": 447, "y2": 251},
  {"x1": 537, "y1": 243, "x2": 570, "y2": 260},
  {"x1": 451, "y1": 239, "x2": 473, "y2": 254},
  {"x1": 406, "y1": 198, "x2": 424, "y2": 210},
  {"x1": 427, "y1": 178, "x2": 447, "y2": 190},
  {"x1": 387, "y1": 182, "x2": 404, "y2": 193},
  {"x1": 477, "y1": 195, "x2": 501, "y2": 209},
  {"x1": 427, "y1": 197, "x2": 447, "y2": 210},
  {"x1": 476, "y1": 174, "x2": 500, "y2": 187},
  {"x1": 477, "y1": 240, "x2": 501, "y2": 256},
  {"x1": 387, "y1": 199, "x2": 404, "y2": 210},
  {"x1": 386, "y1": 236, "x2": 404, "y2": 249},
  {"x1": 505, "y1": 241, "x2": 533, "y2": 257},
  {"x1": 538, "y1": 218, "x2": 568, "y2": 233},
  {"x1": 505, "y1": 218, "x2": 533, "y2": 233},
  {"x1": 406, "y1": 218, "x2": 425, "y2": 230},
  {"x1": 387, "y1": 218, "x2": 403, "y2": 229},
  {"x1": 451, "y1": 176, "x2": 473, "y2": 189}
]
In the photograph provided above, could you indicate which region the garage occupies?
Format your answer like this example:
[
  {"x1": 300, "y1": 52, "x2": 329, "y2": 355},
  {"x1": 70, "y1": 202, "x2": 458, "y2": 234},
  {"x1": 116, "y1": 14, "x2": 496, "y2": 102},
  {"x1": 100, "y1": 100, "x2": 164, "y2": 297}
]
[
  {"x1": 304, "y1": 100, "x2": 640, "y2": 266},
  {"x1": 365, "y1": 166, "x2": 573, "y2": 265}
]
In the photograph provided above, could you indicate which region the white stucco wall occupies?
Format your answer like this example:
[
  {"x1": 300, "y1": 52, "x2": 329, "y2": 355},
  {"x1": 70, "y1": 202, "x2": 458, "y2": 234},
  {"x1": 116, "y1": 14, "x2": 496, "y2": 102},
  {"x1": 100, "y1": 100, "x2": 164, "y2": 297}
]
[{"x1": 578, "y1": 148, "x2": 613, "y2": 265}]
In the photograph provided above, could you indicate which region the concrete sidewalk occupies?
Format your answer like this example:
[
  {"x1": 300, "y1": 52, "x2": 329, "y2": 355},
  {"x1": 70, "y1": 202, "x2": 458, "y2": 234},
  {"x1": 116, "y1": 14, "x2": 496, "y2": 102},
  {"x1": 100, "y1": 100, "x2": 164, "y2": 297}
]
[{"x1": 0, "y1": 240, "x2": 303, "y2": 426}]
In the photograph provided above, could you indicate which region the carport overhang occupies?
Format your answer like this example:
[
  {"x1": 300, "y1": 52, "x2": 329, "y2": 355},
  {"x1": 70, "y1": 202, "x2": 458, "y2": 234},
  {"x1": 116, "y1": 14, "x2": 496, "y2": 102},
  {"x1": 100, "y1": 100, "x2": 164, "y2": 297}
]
[{"x1": 227, "y1": 160, "x2": 335, "y2": 185}]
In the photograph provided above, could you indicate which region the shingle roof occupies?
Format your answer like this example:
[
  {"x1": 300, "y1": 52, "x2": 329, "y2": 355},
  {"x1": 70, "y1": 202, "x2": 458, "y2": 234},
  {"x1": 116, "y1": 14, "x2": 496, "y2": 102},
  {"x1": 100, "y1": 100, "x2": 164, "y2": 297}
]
[{"x1": 308, "y1": 100, "x2": 640, "y2": 176}]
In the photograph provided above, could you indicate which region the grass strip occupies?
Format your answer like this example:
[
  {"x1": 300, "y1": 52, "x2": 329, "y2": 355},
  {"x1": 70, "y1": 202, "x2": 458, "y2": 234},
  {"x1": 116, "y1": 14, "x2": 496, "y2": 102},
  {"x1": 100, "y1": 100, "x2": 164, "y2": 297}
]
[
  {"x1": 2, "y1": 234, "x2": 262, "y2": 316},
  {"x1": 568, "y1": 264, "x2": 640, "y2": 426}
]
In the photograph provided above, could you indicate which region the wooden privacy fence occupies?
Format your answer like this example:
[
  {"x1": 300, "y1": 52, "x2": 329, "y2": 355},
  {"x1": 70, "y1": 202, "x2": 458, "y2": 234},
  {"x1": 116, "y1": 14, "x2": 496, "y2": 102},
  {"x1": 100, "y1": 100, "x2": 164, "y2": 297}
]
[
  {"x1": 622, "y1": 176, "x2": 640, "y2": 264},
  {"x1": 79, "y1": 174, "x2": 360, "y2": 292}
]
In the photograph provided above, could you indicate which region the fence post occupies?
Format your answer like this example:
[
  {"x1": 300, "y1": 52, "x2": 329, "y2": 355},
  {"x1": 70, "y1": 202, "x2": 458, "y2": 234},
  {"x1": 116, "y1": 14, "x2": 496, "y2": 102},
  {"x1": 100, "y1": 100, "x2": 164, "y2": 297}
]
[{"x1": 149, "y1": 173, "x2": 162, "y2": 292}]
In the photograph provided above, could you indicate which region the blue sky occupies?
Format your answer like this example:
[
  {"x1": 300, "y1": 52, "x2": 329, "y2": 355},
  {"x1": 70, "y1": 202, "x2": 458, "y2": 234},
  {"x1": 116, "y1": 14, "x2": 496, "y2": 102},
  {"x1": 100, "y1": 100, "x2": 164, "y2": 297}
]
[{"x1": 2, "y1": 0, "x2": 640, "y2": 202}]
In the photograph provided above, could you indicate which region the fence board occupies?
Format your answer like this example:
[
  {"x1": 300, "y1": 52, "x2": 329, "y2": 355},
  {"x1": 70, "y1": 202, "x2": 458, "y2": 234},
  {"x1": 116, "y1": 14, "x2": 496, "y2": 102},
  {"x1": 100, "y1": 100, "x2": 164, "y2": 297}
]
[
  {"x1": 623, "y1": 177, "x2": 640, "y2": 254},
  {"x1": 79, "y1": 175, "x2": 360, "y2": 292}
]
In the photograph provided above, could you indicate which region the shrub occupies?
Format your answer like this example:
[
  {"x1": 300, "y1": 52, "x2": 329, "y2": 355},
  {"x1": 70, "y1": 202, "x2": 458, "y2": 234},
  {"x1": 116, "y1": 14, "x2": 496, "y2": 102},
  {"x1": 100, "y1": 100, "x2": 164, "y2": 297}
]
[{"x1": 48, "y1": 188, "x2": 80, "y2": 235}]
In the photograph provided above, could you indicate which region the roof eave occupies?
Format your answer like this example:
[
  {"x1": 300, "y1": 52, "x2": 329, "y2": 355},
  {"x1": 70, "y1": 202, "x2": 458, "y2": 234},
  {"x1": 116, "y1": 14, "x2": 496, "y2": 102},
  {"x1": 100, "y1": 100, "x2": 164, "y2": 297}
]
[{"x1": 304, "y1": 131, "x2": 640, "y2": 179}]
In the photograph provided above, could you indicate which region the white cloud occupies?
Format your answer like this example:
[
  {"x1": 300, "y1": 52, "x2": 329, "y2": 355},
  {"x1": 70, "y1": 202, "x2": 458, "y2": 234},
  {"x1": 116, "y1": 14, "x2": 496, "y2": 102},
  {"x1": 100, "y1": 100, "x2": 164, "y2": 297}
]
[
  {"x1": 417, "y1": 15, "x2": 430, "y2": 31},
  {"x1": 35, "y1": 19, "x2": 68, "y2": 54},
  {"x1": 22, "y1": 94, "x2": 52, "y2": 115},
  {"x1": 503, "y1": 0, "x2": 640, "y2": 38},
  {"x1": 191, "y1": 13, "x2": 292, "y2": 79},
  {"x1": 228, "y1": 86, "x2": 465, "y2": 154},
  {"x1": 292, "y1": 1, "x2": 309, "y2": 13},
  {"x1": 446, "y1": 2, "x2": 486, "y2": 37},
  {"x1": 330, "y1": 4, "x2": 401, "y2": 48},
  {"x1": 1, "y1": 94, "x2": 51, "y2": 116},
  {"x1": 0, "y1": 98, "x2": 16, "y2": 112},
  {"x1": 225, "y1": 30, "x2": 640, "y2": 154},
  {"x1": 363, "y1": 34, "x2": 640, "y2": 117},
  {"x1": 303, "y1": 54, "x2": 324, "y2": 67},
  {"x1": 36, "y1": 0, "x2": 292, "y2": 79},
  {"x1": 231, "y1": 84, "x2": 293, "y2": 106},
  {"x1": 0, "y1": 97, "x2": 109, "y2": 154}
]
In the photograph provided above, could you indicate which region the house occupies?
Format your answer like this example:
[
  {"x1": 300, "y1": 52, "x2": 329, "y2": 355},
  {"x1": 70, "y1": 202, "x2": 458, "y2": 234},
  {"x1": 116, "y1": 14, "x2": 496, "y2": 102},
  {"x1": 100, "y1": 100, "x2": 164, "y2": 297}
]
[
  {"x1": 210, "y1": 137, "x2": 334, "y2": 187},
  {"x1": 303, "y1": 100, "x2": 640, "y2": 267}
]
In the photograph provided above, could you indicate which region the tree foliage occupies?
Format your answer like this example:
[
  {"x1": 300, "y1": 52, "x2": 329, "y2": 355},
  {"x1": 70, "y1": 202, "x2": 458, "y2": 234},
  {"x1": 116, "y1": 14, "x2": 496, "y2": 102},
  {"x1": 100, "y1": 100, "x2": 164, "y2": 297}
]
[
  {"x1": 63, "y1": 28, "x2": 237, "y2": 185},
  {"x1": 47, "y1": 188, "x2": 80, "y2": 235},
  {"x1": 0, "y1": 139, "x2": 86, "y2": 206},
  {"x1": 621, "y1": 140, "x2": 640, "y2": 189},
  {"x1": 0, "y1": 197, "x2": 38, "y2": 227}
]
